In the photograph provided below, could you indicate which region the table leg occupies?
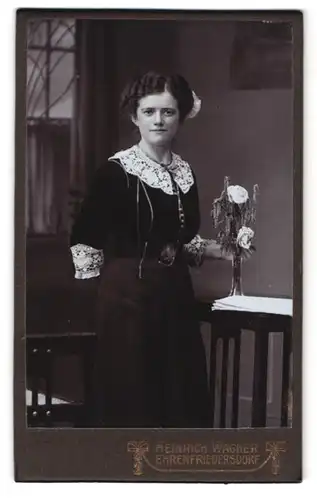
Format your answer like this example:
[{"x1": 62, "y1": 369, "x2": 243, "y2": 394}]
[
  {"x1": 231, "y1": 330, "x2": 241, "y2": 428},
  {"x1": 209, "y1": 325, "x2": 218, "y2": 427},
  {"x1": 252, "y1": 328, "x2": 269, "y2": 427},
  {"x1": 44, "y1": 347, "x2": 53, "y2": 427},
  {"x1": 281, "y1": 324, "x2": 292, "y2": 426},
  {"x1": 220, "y1": 337, "x2": 229, "y2": 428}
]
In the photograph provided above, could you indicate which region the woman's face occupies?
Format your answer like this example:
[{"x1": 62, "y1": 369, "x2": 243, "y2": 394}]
[{"x1": 132, "y1": 91, "x2": 180, "y2": 147}]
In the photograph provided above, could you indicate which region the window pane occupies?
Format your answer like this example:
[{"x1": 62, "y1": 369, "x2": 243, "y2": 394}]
[
  {"x1": 50, "y1": 19, "x2": 75, "y2": 49},
  {"x1": 27, "y1": 20, "x2": 48, "y2": 48},
  {"x1": 27, "y1": 49, "x2": 48, "y2": 117},
  {"x1": 49, "y1": 52, "x2": 74, "y2": 118}
]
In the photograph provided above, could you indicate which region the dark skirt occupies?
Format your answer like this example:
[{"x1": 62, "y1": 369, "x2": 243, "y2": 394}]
[{"x1": 91, "y1": 256, "x2": 210, "y2": 428}]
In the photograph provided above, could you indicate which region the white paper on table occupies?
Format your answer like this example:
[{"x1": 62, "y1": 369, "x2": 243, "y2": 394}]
[{"x1": 211, "y1": 295, "x2": 293, "y2": 316}]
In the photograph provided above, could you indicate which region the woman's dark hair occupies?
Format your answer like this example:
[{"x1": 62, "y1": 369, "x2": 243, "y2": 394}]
[{"x1": 120, "y1": 71, "x2": 194, "y2": 123}]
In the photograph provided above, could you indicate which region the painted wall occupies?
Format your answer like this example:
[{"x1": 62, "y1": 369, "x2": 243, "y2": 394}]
[{"x1": 112, "y1": 20, "x2": 293, "y2": 299}]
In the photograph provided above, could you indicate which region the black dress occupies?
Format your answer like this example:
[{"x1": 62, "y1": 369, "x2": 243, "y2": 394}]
[{"x1": 70, "y1": 145, "x2": 210, "y2": 427}]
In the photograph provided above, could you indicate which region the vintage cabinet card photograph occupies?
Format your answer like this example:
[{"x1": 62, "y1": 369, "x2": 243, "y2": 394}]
[{"x1": 14, "y1": 8, "x2": 302, "y2": 482}]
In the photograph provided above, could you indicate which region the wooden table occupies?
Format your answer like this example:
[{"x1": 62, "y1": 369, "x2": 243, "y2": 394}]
[{"x1": 197, "y1": 296, "x2": 293, "y2": 428}]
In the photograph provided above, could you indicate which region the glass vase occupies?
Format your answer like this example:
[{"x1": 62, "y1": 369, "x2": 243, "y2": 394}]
[{"x1": 229, "y1": 252, "x2": 243, "y2": 296}]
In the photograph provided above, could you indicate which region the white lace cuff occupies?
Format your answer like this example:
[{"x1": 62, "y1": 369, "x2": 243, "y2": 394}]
[
  {"x1": 70, "y1": 243, "x2": 104, "y2": 279},
  {"x1": 183, "y1": 234, "x2": 210, "y2": 267}
]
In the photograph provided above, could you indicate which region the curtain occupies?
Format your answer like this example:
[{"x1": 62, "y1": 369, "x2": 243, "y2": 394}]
[
  {"x1": 70, "y1": 20, "x2": 118, "y2": 198},
  {"x1": 26, "y1": 122, "x2": 70, "y2": 234}
]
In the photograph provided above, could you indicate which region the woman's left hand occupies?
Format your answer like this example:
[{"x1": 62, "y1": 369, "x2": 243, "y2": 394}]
[
  {"x1": 203, "y1": 240, "x2": 255, "y2": 261},
  {"x1": 203, "y1": 240, "x2": 225, "y2": 260}
]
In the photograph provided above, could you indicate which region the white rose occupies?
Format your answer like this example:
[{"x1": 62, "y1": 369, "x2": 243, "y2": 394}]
[
  {"x1": 236, "y1": 226, "x2": 254, "y2": 249},
  {"x1": 227, "y1": 185, "x2": 249, "y2": 204}
]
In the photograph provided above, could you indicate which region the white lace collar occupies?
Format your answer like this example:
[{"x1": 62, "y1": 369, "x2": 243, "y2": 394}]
[{"x1": 108, "y1": 145, "x2": 194, "y2": 195}]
